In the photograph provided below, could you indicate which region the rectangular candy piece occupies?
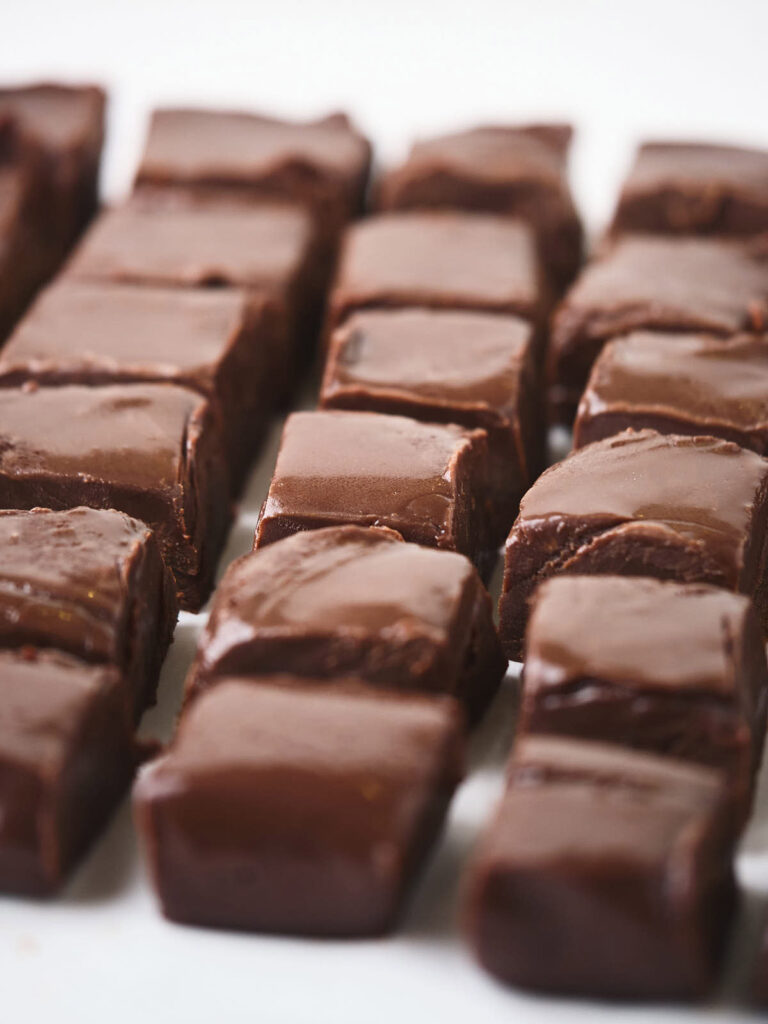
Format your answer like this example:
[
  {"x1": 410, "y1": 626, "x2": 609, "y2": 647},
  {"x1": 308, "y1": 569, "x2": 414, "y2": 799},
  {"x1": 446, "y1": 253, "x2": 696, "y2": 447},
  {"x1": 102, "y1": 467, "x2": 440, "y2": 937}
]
[
  {"x1": 519, "y1": 576, "x2": 768, "y2": 814},
  {"x1": 548, "y1": 235, "x2": 768, "y2": 423},
  {"x1": 319, "y1": 308, "x2": 543, "y2": 544},
  {"x1": 254, "y1": 409, "x2": 493, "y2": 569},
  {"x1": 464, "y1": 736, "x2": 736, "y2": 1000},
  {"x1": 377, "y1": 123, "x2": 583, "y2": 289},
  {"x1": 326, "y1": 211, "x2": 546, "y2": 335},
  {"x1": 610, "y1": 140, "x2": 768, "y2": 238},
  {"x1": 574, "y1": 331, "x2": 768, "y2": 452},
  {"x1": 133, "y1": 107, "x2": 371, "y2": 245},
  {"x1": 135, "y1": 678, "x2": 464, "y2": 935},
  {"x1": 186, "y1": 526, "x2": 506, "y2": 723},
  {"x1": 0, "y1": 647, "x2": 137, "y2": 896},
  {"x1": 0, "y1": 279, "x2": 282, "y2": 491},
  {"x1": 0, "y1": 507, "x2": 177, "y2": 719},
  {"x1": 0, "y1": 383, "x2": 231, "y2": 611},
  {"x1": 499, "y1": 429, "x2": 768, "y2": 659}
]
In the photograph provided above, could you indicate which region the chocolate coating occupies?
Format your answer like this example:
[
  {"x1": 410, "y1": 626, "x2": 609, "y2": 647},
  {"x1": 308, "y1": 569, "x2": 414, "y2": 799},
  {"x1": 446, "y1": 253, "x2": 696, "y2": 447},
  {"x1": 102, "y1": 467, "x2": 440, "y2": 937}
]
[
  {"x1": 499, "y1": 429, "x2": 768, "y2": 659},
  {"x1": 134, "y1": 678, "x2": 464, "y2": 935},
  {"x1": 377, "y1": 123, "x2": 582, "y2": 288},
  {"x1": 549, "y1": 235, "x2": 768, "y2": 423},
  {"x1": 0, "y1": 162, "x2": 48, "y2": 340},
  {"x1": 0, "y1": 647, "x2": 136, "y2": 896},
  {"x1": 0, "y1": 383, "x2": 231, "y2": 611},
  {"x1": 520, "y1": 576, "x2": 768, "y2": 816},
  {"x1": 0, "y1": 507, "x2": 177, "y2": 718},
  {"x1": 611, "y1": 140, "x2": 768, "y2": 237},
  {"x1": 574, "y1": 331, "x2": 768, "y2": 452},
  {"x1": 187, "y1": 526, "x2": 506, "y2": 723},
  {"x1": 254, "y1": 410, "x2": 492, "y2": 567},
  {"x1": 319, "y1": 308, "x2": 543, "y2": 543},
  {"x1": 465, "y1": 736, "x2": 736, "y2": 1000}
]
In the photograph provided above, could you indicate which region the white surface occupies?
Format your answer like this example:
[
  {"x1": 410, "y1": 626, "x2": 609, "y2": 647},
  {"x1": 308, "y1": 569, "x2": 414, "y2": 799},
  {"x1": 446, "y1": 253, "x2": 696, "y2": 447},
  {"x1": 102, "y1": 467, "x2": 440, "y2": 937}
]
[{"x1": 2, "y1": 2, "x2": 768, "y2": 1020}]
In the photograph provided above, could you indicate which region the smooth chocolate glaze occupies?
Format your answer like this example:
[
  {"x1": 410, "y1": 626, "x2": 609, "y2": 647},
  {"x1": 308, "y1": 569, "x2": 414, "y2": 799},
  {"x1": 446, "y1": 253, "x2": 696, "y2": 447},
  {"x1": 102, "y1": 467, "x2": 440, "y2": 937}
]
[
  {"x1": 134, "y1": 678, "x2": 464, "y2": 935},
  {"x1": 499, "y1": 429, "x2": 768, "y2": 659},
  {"x1": 464, "y1": 736, "x2": 736, "y2": 1000},
  {"x1": 0, "y1": 383, "x2": 231, "y2": 611},
  {"x1": 187, "y1": 525, "x2": 506, "y2": 723}
]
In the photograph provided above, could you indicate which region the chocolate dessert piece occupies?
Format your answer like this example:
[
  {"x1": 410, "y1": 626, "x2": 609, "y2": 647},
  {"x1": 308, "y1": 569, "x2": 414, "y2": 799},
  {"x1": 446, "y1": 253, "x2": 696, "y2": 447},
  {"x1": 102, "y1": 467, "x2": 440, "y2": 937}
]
[
  {"x1": 752, "y1": 913, "x2": 768, "y2": 1007},
  {"x1": 610, "y1": 140, "x2": 768, "y2": 237},
  {"x1": 0, "y1": 507, "x2": 177, "y2": 718},
  {"x1": 573, "y1": 331, "x2": 768, "y2": 452},
  {"x1": 519, "y1": 576, "x2": 768, "y2": 812},
  {"x1": 377, "y1": 123, "x2": 582, "y2": 288},
  {"x1": 0, "y1": 647, "x2": 136, "y2": 896},
  {"x1": 498, "y1": 429, "x2": 768, "y2": 659},
  {"x1": 548, "y1": 235, "x2": 768, "y2": 423},
  {"x1": 134, "y1": 679, "x2": 464, "y2": 935},
  {"x1": 319, "y1": 308, "x2": 543, "y2": 543},
  {"x1": 464, "y1": 736, "x2": 736, "y2": 1000},
  {"x1": 186, "y1": 526, "x2": 506, "y2": 723},
  {"x1": 254, "y1": 410, "x2": 493, "y2": 567},
  {"x1": 133, "y1": 107, "x2": 371, "y2": 244},
  {"x1": 0, "y1": 279, "x2": 282, "y2": 490},
  {"x1": 0, "y1": 383, "x2": 231, "y2": 611},
  {"x1": 0, "y1": 162, "x2": 48, "y2": 340},
  {"x1": 326, "y1": 211, "x2": 545, "y2": 336}
]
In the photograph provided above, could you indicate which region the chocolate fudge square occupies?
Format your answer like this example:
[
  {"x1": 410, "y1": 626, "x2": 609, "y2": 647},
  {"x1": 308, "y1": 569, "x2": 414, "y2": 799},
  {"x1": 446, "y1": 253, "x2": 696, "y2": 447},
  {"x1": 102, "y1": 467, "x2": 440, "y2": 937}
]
[
  {"x1": 0, "y1": 383, "x2": 231, "y2": 611},
  {"x1": 135, "y1": 679, "x2": 463, "y2": 935},
  {"x1": 499, "y1": 429, "x2": 768, "y2": 660},
  {"x1": 549, "y1": 235, "x2": 768, "y2": 423},
  {"x1": 254, "y1": 409, "x2": 493, "y2": 567},
  {"x1": 378, "y1": 123, "x2": 583, "y2": 288},
  {"x1": 464, "y1": 736, "x2": 736, "y2": 1000},
  {"x1": 133, "y1": 107, "x2": 371, "y2": 243},
  {"x1": 520, "y1": 576, "x2": 768, "y2": 813},
  {"x1": 0, "y1": 279, "x2": 282, "y2": 491},
  {"x1": 320, "y1": 308, "x2": 543, "y2": 544},
  {"x1": 0, "y1": 507, "x2": 177, "y2": 718},
  {"x1": 0, "y1": 647, "x2": 136, "y2": 896},
  {"x1": 326, "y1": 211, "x2": 545, "y2": 334},
  {"x1": 574, "y1": 331, "x2": 768, "y2": 452},
  {"x1": 610, "y1": 140, "x2": 768, "y2": 237},
  {"x1": 186, "y1": 526, "x2": 506, "y2": 723}
]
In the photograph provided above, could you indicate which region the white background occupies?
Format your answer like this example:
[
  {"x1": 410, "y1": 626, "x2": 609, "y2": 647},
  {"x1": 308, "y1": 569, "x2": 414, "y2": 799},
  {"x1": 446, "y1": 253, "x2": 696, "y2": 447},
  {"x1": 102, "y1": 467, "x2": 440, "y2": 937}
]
[{"x1": 2, "y1": 2, "x2": 768, "y2": 1021}]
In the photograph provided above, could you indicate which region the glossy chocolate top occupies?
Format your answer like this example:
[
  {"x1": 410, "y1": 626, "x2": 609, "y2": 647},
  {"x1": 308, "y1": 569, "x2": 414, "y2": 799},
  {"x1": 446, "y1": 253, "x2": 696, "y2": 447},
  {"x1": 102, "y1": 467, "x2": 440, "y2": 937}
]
[
  {"x1": 136, "y1": 108, "x2": 370, "y2": 187},
  {"x1": 526, "y1": 576, "x2": 755, "y2": 699},
  {"x1": 0, "y1": 507, "x2": 158, "y2": 662},
  {"x1": 0, "y1": 382, "x2": 206, "y2": 492},
  {"x1": 66, "y1": 197, "x2": 315, "y2": 291},
  {"x1": 330, "y1": 211, "x2": 541, "y2": 322},
  {"x1": 321, "y1": 308, "x2": 532, "y2": 418},
  {"x1": 0, "y1": 83, "x2": 105, "y2": 152},
  {"x1": 578, "y1": 331, "x2": 768, "y2": 435},
  {"x1": 555, "y1": 236, "x2": 768, "y2": 337},
  {"x1": 622, "y1": 141, "x2": 768, "y2": 198},
  {"x1": 0, "y1": 280, "x2": 257, "y2": 393},
  {"x1": 259, "y1": 410, "x2": 484, "y2": 538}
]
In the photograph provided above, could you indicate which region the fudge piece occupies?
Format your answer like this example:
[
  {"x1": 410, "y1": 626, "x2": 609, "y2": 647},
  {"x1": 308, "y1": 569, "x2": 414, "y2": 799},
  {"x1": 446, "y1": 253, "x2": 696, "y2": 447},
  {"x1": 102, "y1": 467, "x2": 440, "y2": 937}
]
[
  {"x1": 254, "y1": 409, "x2": 493, "y2": 567},
  {"x1": 549, "y1": 235, "x2": 768, "y2": 423},
  {"x1": 0, "y1": 647, "x2": 136, "y2": 896},
  {"x1": 610, "y1": 140, "x2": 768, "y2": 237},
  {"x1": 186, "y1": 526, "x2": 506, "y2": 723},
  {"x1": 519, "y1": 576, "x2": 768, "y2": 812},
  {"x1": 326, "y1": 211, "x2": 545, "y2": 336},
  {"x1": 574, "y1": 331, "x2": 768, "y2": 452},
  {"x1": 0, "y1": 383, "x2": 231, "y2": 611},
  {"x1": 133, "y1": 107, "x2": 371, "y2": 244},
  {"x1": 464, "y1": 736, "x2": 736, "y2": 999},
  {"x1": 0, "y1": 279, "x2": 282, "y2": 490},
  {"x1": 377, "y1": 123, "x2": 583, "y2": 288},
  {"x1": 0, "y1": 161, "x2": 48, "y2": 340},
  {"x1": 320, "y1": 308, "x2": 543, "y2": 543},
  {"x1": 135, "y1": 679, "x2": 463, "y2": 935},
  {"x1": 0, "y1": 507, "x2": 177, "y2": 718},
  {"x1": 499, "y1": 429, "x2": 768, "y2": 659}
]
